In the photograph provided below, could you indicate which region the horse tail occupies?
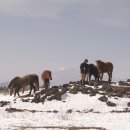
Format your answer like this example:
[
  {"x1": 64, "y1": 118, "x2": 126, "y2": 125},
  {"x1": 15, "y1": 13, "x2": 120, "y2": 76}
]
[
  {"x1": 33, "y1": 74, "x2": 39, "y2": 90},
  {"x1": 36, "y1": 75, "x2": 39, "y2": 87},
  {"x1": 111, "y1": 63, "x2": 114, "y2": 72}
]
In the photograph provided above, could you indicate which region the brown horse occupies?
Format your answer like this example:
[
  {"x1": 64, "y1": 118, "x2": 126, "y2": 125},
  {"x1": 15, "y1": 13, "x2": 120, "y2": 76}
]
[
  {"x1": 8, "y1": 74, "x2": 39, "y2": 97},
  {"x1": 41, "y1": 70, "x2": 52, "y2": 90},
  {"x1": 96, "y1": 60, "x2": 113, "y2": 83}
]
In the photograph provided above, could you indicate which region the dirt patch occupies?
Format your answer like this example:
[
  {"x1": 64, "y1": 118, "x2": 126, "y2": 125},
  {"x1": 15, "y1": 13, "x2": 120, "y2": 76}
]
[
  {"x1": 5, "y1": 107, "x2": 60, "y2": 113},
  {"x1": 0, "y1": 101, "x2": 10, "y2": 107},
  {"x1": 111, "y1": 108, "x2": 130, "y2": 113},
  {"x1": 5, "y1": 108, "x2": 39, "y2": 113},
  {"x1": 17, "y1": 126, "x2": 106, "y2": 130}
]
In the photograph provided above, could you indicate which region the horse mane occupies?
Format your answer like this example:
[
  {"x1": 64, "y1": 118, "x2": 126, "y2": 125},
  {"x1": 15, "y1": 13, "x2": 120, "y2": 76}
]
[
  {"x1": 96, "y1": 60, "x2": 105, "y2": 68},
  {"x1": 8, "y1": 77, "x2": 20, "y2": 88}
]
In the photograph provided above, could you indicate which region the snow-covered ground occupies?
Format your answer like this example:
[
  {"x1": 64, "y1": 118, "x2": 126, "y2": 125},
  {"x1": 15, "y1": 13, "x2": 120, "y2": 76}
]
[{"x1": 0, "y1": 86, "x2": 130, "y2": 130}]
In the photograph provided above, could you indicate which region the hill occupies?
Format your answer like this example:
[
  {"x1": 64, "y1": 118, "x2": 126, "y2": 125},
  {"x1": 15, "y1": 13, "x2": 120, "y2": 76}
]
[{"x1": 0, "y1": 81, "x2": 130, "y2": 130}]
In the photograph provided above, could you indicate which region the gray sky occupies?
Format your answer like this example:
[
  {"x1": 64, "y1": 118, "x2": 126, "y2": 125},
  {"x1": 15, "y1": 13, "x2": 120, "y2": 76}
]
[{"x1": 0, "y1": 0, "x2": 130, "y2": 82}]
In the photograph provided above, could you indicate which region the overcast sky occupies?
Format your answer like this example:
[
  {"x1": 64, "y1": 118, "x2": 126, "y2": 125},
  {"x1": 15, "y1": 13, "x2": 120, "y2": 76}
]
[{"x1": 0, "y1": 0, "x2": 130, "y2": 82}]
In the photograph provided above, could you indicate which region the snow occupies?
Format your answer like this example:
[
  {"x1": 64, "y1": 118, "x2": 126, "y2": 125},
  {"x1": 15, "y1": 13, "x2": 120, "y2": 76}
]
[{"x1": 0, "y1": 87, "x2": 130, "y2": 130}]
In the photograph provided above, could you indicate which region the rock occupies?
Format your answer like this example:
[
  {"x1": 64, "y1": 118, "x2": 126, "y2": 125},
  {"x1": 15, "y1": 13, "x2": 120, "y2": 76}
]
[
  {"x1": 98, "y1": 95, "x2": 108, "y2": 102},
  {"x1": 67, "y1": 109, "x2": 72, "y2": 113},
  {"x1": 69, "y1": 85, "x2": 80, "y2": 94},
  {"x1": 100, "y1": 83, "x2": 111, "y2": 91},
  {"x1": 119, "y1": 81, "x2": 127, "y2": 86},
  {"x1": 107, "y1": 101, "x2": 116, "y2": 107},
  {"x1": 21, "y1": 98, "x2": 30, "y2": 102},
  {"x1": 47, "y1": 92, "x2": 62, "y2": 101},
  {"x1": 94, "y1": 81, "x2": 100, "y2": 88},
  {"x1": 81, "y1": 87, "x2": 88, "y2": 94},
  {"x1": 89, "y1": 81, "x2": 94, "y2": 86},
  {"x1": 127, "y1": 102, "x2": 130, "y2": 107},
  {"x1": 59, "y1": 88, "x2": 68, "y2": 95},
  {"x1": 5, "y1": 108, "x2": 23, "y2": 113},
  {"x1": 127, "y1": 79, "x2": 130, "y2": 82},
  {"x1": 116, "y1": 89, "x2": 126, "y2": 97},
  {"x1": 53, "y1": 110, "x2": 59, "y2": 113},
  {"x1": 106, "y1": 85, "x2": 113, "y2": 92},
  {"x1": 89, "y1": 90, "x2": 96, "y2": 96},
  {"x1": 0, "y1": 101, "x2": 10, "y2": 107},
  {"x1": 45, "y1": 87, "x2": 59, "y2": 96}
]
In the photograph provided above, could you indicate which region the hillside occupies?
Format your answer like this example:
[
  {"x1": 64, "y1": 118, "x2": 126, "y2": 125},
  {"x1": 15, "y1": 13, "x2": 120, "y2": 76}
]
[{"x1": 0, "y1": 81, "x2": 130, "y2": 130}]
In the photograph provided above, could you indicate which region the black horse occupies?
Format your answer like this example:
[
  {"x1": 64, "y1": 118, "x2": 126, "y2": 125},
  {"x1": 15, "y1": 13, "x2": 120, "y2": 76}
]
[
  {"x1": 80, "y1": 63, "x2": 99, "y2": 85},
  {"x1": 87, "y1": 64, "x2": 99, "y2": 83}
]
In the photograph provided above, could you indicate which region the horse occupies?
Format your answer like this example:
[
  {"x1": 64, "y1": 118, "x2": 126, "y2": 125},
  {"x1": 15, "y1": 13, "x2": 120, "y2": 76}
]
[
  {"x1": 87, "y1": 64, "x2": 99, "y2": 83},
  {"x1": 80, "y1": 63, "x2": 99, "y2": 85},
  {"x1": 8, "y1": 74, "x2": 39, "y2": 97},
  {"x1": 96, "y1": 60, "x2": 113, "y2": 83},
  {"x1": 41, "y1": 70, "x2": 52, "y2": 90}
]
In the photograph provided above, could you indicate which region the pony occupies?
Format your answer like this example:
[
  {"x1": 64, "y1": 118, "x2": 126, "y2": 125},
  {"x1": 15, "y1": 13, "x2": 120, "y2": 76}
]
[
  {"x1": 80, "y1": 63, "x2": 99, "y2": 85},
  {"x1": 8, "y1": 74, "x2": 39, "y2": 97},
  {"x1": 41, "y1": 70, "x2": 52, "y2": 90},
  {"x1": 96, "y1": 60, "x2": 113, "y2": 83},
  {"x1": 87, "y1": 64, "x2": 99, "y2": 83}
]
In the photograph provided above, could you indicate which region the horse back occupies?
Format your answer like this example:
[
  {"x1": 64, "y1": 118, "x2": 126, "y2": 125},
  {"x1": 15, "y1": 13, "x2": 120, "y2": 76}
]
[
  {"x1": 89, "y1": 64, "x2": 98, "y2": 76},
  {"x1": 105, "y1": 62, "x2": 113, "y2": 72},
  {"x1": 21, "y1": 74, "x2": 39, "y2": 85}
]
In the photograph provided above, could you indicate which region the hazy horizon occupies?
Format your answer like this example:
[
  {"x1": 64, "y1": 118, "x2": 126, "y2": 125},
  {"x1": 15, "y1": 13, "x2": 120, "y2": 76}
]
[{"x1": 0, "y1": 0, "x2": 130, "y2": 83}]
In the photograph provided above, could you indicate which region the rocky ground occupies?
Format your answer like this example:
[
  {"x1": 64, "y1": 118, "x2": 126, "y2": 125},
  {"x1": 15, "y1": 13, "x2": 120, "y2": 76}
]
[{"x1": 0, "y1": 80, "x2": 130, "y2": 130}]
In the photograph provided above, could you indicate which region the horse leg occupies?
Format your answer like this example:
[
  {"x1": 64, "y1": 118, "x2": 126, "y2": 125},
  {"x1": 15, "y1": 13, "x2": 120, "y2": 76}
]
[
  {"x1": 88, "y1": 74, "x2": 91, "y2": 85},
  {"x1": 32, "y1": 83, "x2": 36, "y2": 93},
  {"x1": 83, "y1": 74, "x2": 87, "y2": 85},
  {"x1": 94, "y1": 75, "x2": 97, "y2": 81},
  {"x1": 100, "y1": 73, "x2": 103, "y2": 82},
  {"x1": 44, "y1": 81, "x2": 49, "y2": 90},
  {"x1": 17, "y1": 87, "x2": 21, "y2": 96},
  {"x1": 22, "y1": 87, "x2": 25, "y2": 94},
  {"x1": 80, "y1": 74, "x2": 84, "y2": 86},
  {"x1": 108, "y1": 72, "x2": 112, "y2": 83},
  {"x1": 110, "y1": 72, "x2": 112, "y2": 82},
  {"x1": 14, "y1": 89, "x2": 17, "y2": 97},
  {"x1": 29, "y1": 83, "x2": 35, "y2": 95},
  {"x1": 14, "y1": 87, "x2": 20, "y2": 97},
  {"x1": 48, "y1": 81, "x2": 50, "y2": 89},
  {"x1": 96, "y1": 76, "x2": 99, "y2": 81}
]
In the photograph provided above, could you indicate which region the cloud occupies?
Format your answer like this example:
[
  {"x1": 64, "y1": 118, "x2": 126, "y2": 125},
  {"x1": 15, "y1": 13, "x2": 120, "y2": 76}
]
[
  {"x1": 98, "y1": 17, "x2": 129, "y2": 28},
  {"x1": 0, "y1": 0, "x2": 67, "y2": 18},
  {"x1": 59, "y1": 67, "x2": 66, "y2": 71},
  {"x1": 0, "y1": 0, "x2": 105, "y2": 18}
]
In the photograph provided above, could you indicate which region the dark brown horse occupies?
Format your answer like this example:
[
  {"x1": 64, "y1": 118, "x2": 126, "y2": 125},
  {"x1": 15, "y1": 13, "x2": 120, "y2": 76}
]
[
  {"x1": 80, "y1": 63, "x2": 99, "y2": 85},
  {"x1": 8, "y1": 74, "x2": 39, "y2": 97},
  {"x1": 41, "y1": 70, "x2": 52, "y2": 90},
  {"x1": 96, "y1": 60, "x2": 113, "y2": 83},
  {"x1": 88, "y1": 64, "x2": 99, "y2": 83}
]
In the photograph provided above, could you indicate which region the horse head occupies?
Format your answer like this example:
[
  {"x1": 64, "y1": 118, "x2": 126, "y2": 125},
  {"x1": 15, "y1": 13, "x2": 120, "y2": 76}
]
[
  {"x1": 8, "y1": 77, "x2": 19, "y2": 96},
  {"x1": 41, "y1": 70, "x2": 52, "y2": 89}
]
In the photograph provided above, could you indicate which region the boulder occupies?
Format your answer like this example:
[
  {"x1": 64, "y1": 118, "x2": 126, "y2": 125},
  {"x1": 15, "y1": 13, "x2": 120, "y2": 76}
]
[
  {"x1": 69, "y1": 85, "x2": 80, "y2": 94},
  {"x1": 107, "y1": 101, "x2": 116, "y2": 107},
  {"x1": 127, "y1": 102, "x2": 130, "y2": 107},
  {"x1": 98, "y1": 95, "x2": 108, "y2": 102},
  {"x1": 0, "y1": 101, "x2": 10, "y2": 107}
]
